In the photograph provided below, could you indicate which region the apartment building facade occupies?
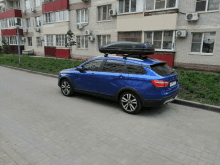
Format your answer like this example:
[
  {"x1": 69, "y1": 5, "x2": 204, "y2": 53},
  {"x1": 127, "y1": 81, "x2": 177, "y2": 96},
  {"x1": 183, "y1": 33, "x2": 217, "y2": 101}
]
[{"x1": 0, "y1": 0, "x2": 219, "y2": 69}]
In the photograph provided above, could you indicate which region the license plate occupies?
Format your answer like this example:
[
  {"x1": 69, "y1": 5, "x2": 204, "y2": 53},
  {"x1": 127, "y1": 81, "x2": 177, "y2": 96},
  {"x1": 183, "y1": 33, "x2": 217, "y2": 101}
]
[{"x1": 170, "y1": 81, "x2": 176, "y2": 87}]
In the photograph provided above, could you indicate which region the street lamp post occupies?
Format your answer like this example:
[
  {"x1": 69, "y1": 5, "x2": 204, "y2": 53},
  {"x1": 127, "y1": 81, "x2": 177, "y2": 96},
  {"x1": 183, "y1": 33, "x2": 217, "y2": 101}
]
[{"x1": 15, "y1": 22, "x2": 21, "y2": 64}]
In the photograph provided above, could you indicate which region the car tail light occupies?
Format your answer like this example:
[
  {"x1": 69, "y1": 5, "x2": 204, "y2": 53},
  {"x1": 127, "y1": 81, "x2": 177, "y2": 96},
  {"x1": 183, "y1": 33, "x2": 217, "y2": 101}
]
[{"x1": 151, "y1": 80, "x2": 169, "y2": 88}]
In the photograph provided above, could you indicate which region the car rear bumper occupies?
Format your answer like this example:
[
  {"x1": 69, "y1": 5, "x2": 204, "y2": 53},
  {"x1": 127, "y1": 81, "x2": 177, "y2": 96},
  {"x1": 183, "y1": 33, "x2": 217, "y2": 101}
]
[{"x1": 142, "y1": 90, "x2": 179, "y2": 107}]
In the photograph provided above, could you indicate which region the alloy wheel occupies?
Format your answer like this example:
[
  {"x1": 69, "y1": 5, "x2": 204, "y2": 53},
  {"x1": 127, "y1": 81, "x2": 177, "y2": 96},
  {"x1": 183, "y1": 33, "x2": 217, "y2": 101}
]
[
  {"x1": 121, "y1": 94, "x2": 138, "y2": 112},
  {"x1": 61, "y1": 81, "x2": 71, "y2": 96}
]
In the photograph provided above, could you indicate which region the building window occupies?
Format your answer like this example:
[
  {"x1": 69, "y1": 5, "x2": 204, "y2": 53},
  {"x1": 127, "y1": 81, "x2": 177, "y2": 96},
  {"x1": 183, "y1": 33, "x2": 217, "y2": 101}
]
[
  {"x1": 77, "y1": 9, "x2": 88, "y2": 24},
  {"x1": 28, "y1": 37, "x2": 32, "y2": 46},
  {"x1": 56, "y1": 35, "x2": 66, "y2": 47},
  {"x1": 76, "y1": 36, "x2": 88, "y2": 49},
  {"x1": 146, "y1": 0, "x2": 177, "y2": 10},
  {"x1": 9, "y1": 36, "x2": 17, "y2": 45},
  {"x1": 118, "y1": 32, "x2": 142, "y2": 42},
  {"x1": 97, "y1": 35, "x2": 111, "y2": 48},
  {"x1": 26, "y1": 18, "x2": 31, "y2": 28},
  {"x1": 98, "y1": 5, "x2": 111, "y2": 21},
  {"x1": 8, "y1": 18, "x2": 16, "y2": 28},
  {"x1": 35, "y1": 17, "x2": 41, "y2": 27},
  {"x1": 119, "y1": 0, "x2": 144, "y2": 13},
  {"x1": 144, "y1": 31, "x2": 174, "y2": 50},
  {"x1": 25, "y1": 0, "x2": 30, "y2": 9},
  {"x1": 55, "y1": 10, "x2": 69, "y2": 22},
  {"x1": 35, "y1": 0, "x2": 41, "y2": 7},
  {"x1": 195, "y1": 0, "x2": 219, "y2": 12},
  {"x1": 36, "y1": 37, "x2": 42, "y2": 47},
  {"x1": 16, "y1": 1, "x2": 21, "y2": 9},
  {"x1": 46, "y1": 35, "x2": 54, "y2": 46},
  {"x1": 191, "y1": 32, "x2": 216, "y2": 54},
  {"x1": 44, "y1": 13, "x2": 54, "y2": 24},
  {"x1": 1, "y1": 19, "x2": 7, "y2": 29}
]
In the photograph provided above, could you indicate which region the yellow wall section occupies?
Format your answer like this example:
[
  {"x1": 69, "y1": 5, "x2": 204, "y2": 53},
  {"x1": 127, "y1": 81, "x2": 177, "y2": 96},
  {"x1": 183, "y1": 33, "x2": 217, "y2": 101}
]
[
  {"x1": 117, "y1": 13, "x2": 178, "y2": 31},
  {"x1": 43, "y1": 22, "x2": 69, "y2": 34}
]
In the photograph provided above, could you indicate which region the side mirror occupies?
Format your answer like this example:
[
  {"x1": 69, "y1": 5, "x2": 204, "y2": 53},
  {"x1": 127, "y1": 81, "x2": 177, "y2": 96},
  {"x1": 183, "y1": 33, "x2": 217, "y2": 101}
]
[{"x1": 76, "y1": 66, "x2": 83, "y2": 72}]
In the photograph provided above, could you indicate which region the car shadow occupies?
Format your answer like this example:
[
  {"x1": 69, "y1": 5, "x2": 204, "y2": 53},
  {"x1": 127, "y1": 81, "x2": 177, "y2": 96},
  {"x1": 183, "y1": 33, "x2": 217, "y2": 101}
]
[{"x1": 68, "y1": 91, "x2": 169, "y2": 117}]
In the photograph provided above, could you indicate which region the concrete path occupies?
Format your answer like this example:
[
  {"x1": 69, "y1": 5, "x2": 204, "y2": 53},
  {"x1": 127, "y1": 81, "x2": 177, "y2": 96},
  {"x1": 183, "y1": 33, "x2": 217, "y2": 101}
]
[{"x1": 1, "y1": 66, "x2": 220, "y2": 165}]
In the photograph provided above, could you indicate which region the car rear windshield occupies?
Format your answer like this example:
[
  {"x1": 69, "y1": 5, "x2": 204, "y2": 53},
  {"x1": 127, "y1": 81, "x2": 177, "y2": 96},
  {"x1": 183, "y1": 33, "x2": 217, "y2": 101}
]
[{"x1": 150, "y1": 63, "x2": 175, "y2": 76}]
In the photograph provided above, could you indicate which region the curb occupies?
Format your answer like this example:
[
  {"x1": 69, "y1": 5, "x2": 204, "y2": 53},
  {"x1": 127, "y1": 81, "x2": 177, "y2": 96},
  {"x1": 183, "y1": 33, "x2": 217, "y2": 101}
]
[
  {"x1": 0, "y1": 65, "x2": 58, "y2": 78},
  {"x1": 1, "y1": 64, "x2": 220, "y2": 112},
  {"x1": 172, "y1": 99, "x2": 220, "y2": 112}
]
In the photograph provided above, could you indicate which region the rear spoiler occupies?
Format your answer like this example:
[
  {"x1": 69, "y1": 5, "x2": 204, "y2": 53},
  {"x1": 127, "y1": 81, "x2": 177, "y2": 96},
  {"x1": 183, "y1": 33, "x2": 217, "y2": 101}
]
[{"x1": 99, "y1": 41, "x2": 155, "y2": 59}]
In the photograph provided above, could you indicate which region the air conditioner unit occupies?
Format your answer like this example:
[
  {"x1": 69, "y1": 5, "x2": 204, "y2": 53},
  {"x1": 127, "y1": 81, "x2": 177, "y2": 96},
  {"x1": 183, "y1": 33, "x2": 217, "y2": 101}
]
[
  {"x1": 22, "y1": 10, "x2": 26, "y2": 15},
  {"x1": 186, "y1": 13, "x2": 199, "y2": 21},
  {"x1": 85, "y1": 30, "x2": 90, "y2": 35},
  {"x1": 109, "y1": 9, "x2": 117, "y2": 16},
  {"x1": 176, "y1": 30, "x2": 187, "y2": 37},
  {"x1": 77, "y1": 24, "x2": 84, "y2": 30},
  {"x1": 36, "y1": 28, "x2": 40, "y2": 32},
  {"x1": 89, "y1": 36, "x2": 94, "y2": 42},
  {"x1": 31, "y1": 8, "x2": 36, "y2": 13}
]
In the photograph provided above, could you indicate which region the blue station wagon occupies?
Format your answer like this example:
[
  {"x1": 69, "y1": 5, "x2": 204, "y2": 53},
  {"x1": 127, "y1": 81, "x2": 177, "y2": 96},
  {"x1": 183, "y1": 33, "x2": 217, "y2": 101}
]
[{"x1": 58, "y1": 51, "x2": 179, "y2": 114}]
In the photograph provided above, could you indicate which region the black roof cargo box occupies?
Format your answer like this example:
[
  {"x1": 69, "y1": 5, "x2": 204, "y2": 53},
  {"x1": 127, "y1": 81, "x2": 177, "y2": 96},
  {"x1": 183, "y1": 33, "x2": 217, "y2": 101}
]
[{"x1": 99, "y1": 41, "x2": 155, "y2": 55}]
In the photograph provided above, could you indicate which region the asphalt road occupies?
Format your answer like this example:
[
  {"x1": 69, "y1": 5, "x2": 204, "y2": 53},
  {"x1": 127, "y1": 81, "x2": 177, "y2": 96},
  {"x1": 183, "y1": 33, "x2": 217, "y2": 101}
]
[{"x1": 1, "y1": 66, "x2": 220, "y2": 165}]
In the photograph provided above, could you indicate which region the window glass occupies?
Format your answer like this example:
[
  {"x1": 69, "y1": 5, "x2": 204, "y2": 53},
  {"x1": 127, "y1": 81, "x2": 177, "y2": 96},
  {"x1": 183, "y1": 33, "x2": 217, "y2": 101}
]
[
  {"x1": 131, "y1": 0, "x2": 136, "y2": 12},
  {"x1": 119, "y1": 0, "x2": 124, "y2": 13},
  {"x1": 202, "y1": 32, "x2": 215, "y2": 53},
  {"x1": 102, "y1": 60, "x2": 125, "y2": 73},
  {"x1": 155, "y1": 0, "x2": 165, "y2": 9},
  {"x1": 83, "y1": 60, "x2": 103, "y2": 71},
  {"x1": 150, "y1": 63, "x2": 174, "y2": 76},
  {"x1": 28, "y1": 37, "x2": 32, "y2": 46},
  {"x1": 98, "y1": 7, "x2": 102, "y2": 21},
  {"x1": 81, "y1": 9, "x2": 85, "y2": 22},
  {"x1": 208, "y1": 0, "x2": 220, "y2": 10},
  {"x1": 103, "y1": 6, "x2": 107, "y2": 20},
  {"x1": 126, "y1": 63, "x2": 146, "y2": 74},
  {"x1": 146, "y1": 0, "x2": 154, "y2": 10},
  {"x1": 125, "y1": 0, "x2": 130, "y2": 12},
  {"x1": 196, "y1": 0, "x2": 207, "y2": 11},
  {"x1": 191, "y1": 33, "x2": 202, "y2": 52},
  {"x1": 163, "y1": 31, "x2": 173, "y2": 49},
  {"x1": 153, "y1": 31, "x2": 162, "y2": 49},
  {"x1": 77, "y1": 10, "x2": 80, "y2": 23},
  {"x1": 166, "y1": 0, "x2": 176, "y2": 8},
  {"x1": 144, "y1": 32, "x2": 153, "y2": 44},
  {"x1": 76, "y1": 36, "x2": 80, "y2": 48}
]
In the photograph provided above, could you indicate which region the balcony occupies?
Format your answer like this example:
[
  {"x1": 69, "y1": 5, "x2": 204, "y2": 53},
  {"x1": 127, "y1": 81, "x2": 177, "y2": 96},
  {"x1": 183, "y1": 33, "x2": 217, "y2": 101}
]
[
  {"x1": 1, "y1": 29, "x2": 23, "y2": 36},
  {"x1": 42, "y1": 0, "x2": 69, "y2": 13},
  {"x1": 0, "y1": 8, "x2": 22, "y2": 19},
  {"x1": 117, "y1": 13, "x2": 178, "y2": 31}
]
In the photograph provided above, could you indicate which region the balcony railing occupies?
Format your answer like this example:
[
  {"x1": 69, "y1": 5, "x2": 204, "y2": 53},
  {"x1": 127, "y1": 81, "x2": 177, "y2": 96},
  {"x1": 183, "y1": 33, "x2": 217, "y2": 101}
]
[{"x1": 0, "y1": 7, "x2": 22, "y2": 13}]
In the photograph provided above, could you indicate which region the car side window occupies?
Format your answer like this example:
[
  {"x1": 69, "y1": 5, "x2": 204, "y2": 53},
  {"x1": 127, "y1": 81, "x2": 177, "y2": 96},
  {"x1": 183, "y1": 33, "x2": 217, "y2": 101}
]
[
  {"x1": 102, "y1": 60, "x2": 125, "y2": 73},
  {"x1": 126, "y1": 63, "x2": 146, "y2": 75},
  {"x1": 82, "y1": 59, "x2": 103, "y2": 71}
]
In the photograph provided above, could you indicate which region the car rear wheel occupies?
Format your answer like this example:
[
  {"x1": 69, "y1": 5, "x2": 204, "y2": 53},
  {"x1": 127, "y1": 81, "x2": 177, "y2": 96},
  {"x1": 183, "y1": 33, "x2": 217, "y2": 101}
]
[
  {"x1": 60, "y1": 79, "x2": 74, "y2": 97},
  {"x1": 120, "y1": 91, "x2": 142, "y2": 114}
]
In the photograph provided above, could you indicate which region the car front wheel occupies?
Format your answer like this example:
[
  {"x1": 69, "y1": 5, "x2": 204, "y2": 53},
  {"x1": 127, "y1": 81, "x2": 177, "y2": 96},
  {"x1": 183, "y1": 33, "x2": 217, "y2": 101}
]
[
  {"x1": 60, "y1": 79, "x2": 74, "y2": 97},
  {"x1": 120, "y1": 92, "x2": 142, "y2": 114}
]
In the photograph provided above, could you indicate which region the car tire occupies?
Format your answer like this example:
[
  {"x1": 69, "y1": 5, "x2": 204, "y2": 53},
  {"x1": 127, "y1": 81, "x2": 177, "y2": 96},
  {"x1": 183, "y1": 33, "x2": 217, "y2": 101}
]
[
  {"x1": 120, "y1": 91, "x2": 142, "y2": 114},
  {"x1": 60, "y1": 79, "x2": 74, "y2": 97}
]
